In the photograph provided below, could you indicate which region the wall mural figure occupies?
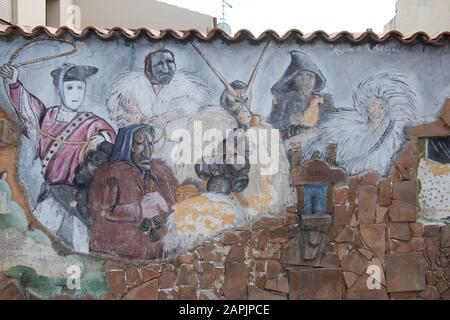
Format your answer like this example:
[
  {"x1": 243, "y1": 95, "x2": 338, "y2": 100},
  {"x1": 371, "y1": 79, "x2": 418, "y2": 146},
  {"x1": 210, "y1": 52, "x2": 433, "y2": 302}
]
[
  {"x1": 164, "y1": 42, "x2": 293, "y2": 256},
  {"x1": 302, "y1": 72, "x2": 418, "y2": 176},
  {"x1": 89, "y1": 124, "x2": 178, "y2": 260},
  {"x1": 0, "y1": 62, "x2": 116, "y2": 252},
  {"x1": 106, "y1": 48, "x2": 210, "y2": 167},
  {"x1": 268, "y1": 51, "x2": 337, "y2": 150},
  {"x1": 180, "y1": 41, "x2": 292, "y2": 215},
  {"x1": 0, "y1": 171, "x2": 11, "y2": 214},
  {"x1": 0, "y1": 35, "x2": 446, "y2": 266}
]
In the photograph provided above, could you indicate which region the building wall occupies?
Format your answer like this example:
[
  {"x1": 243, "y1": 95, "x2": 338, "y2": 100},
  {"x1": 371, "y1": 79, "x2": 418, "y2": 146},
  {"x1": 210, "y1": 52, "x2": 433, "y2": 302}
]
[
  {"x1": 0, "y1": 28, "x2": 449, "y2": 300},
  {"x1": 5, "y1": 0, "x2": 215, "y2": 32},
  {"x1": 12, "y1": 0, "x2": 46, "y2": 26},
  {"x1": 0, "y1": 0, "x2": 13, "y2": 23},
  {"x1": 73, "y1": 0, "x2": 215, "y2": 31},
  {"x1": 384, "y1": 0, "x2": 450, "y2": 34}
]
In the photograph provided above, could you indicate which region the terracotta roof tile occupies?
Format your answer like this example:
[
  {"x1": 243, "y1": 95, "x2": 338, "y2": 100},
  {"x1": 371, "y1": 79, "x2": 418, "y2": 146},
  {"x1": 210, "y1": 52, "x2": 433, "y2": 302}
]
[{"x1": 0, "y1": 25, "x2": 449, "y2": 45}]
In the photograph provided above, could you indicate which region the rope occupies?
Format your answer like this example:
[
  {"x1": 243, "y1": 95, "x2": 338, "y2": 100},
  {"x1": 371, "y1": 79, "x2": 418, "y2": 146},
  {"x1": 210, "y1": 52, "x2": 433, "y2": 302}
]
[
  {"x1": 3, "y1": 37, "x2": 91, "y2": 145},
  {"x1": 4, "y1": 37, "x2": 170, "y2": 148}
]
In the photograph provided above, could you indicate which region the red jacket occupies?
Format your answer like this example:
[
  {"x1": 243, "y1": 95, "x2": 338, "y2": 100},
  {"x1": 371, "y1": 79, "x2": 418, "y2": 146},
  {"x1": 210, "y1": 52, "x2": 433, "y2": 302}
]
[{"x1": 88, "y1": 160, "x2": 177, "y2": 260}]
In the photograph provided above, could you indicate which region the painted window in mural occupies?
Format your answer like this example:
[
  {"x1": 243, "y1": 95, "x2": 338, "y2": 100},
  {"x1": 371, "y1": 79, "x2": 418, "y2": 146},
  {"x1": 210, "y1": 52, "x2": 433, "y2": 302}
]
[
  {"x1": 418, "y1": 137, "x2": 450, "y2": 223},
  {"x1": 0, "y1": 34, "x2": 449, "y2": 262},
  {"x1": 427, "y1": 137, "x2": 450, "y2": 164}
]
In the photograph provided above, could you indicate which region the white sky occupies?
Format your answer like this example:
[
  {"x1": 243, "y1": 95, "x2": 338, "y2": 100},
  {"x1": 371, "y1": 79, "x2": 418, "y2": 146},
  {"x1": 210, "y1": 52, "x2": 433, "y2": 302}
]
[{"x1": 162, "y1": 0, "x2": 398, "y2": 35}]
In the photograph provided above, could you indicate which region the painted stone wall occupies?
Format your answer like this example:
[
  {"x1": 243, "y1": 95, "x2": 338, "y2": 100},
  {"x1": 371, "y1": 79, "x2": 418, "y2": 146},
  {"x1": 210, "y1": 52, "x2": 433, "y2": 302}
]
[{"x1": 0, "y1": 26, "x2": 449, "y2": 299}]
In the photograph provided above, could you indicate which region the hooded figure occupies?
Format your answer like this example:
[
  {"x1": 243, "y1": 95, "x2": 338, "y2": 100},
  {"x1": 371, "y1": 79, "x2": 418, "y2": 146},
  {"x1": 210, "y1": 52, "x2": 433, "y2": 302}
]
[
  {"x1": 0, "y1": 62, "x2": 116, "y2": 253},
  {"x1": 268, "y1": 51, "x2": 336, "y2": 143},
  {"x1": 88, "y1": 124, "x2": 178, "y2": 260}
]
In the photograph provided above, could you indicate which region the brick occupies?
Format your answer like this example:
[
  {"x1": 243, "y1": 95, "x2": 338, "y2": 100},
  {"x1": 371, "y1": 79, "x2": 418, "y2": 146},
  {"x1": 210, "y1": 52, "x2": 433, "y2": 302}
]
[
  {"x1": 375, "y1": 207, "x2": 388, "y2": 224},
  {"x1": 122, "y1": 279, "x2": 158, "y2": 300},
  {"x1": 199, "y1": 274, "x2": 216, "y2": 290},
  {"x1": 425, "y1": 238, "x2": 440, "y2": 270},
  {"x1": 222, "y1": 231, "x2": 251, "y2": 245},
  {"x1": 360, "y1": 224, "x2": 386, "y2": 261},
  {"x1": 248, "y1": 285, "x2": 286, "y2": 300},
  {"x1": 378, "y1": 179, "x2": 392, "y2": 206},
  {"x1": 283, "y1": 214, "x2": 299, "y2": 225},
  {"x1": 335, "y1": 227, "x2": 355, "y2": 243},
  {"x1": 343, "y1": 271, "x2": 359, "y2": 289},
  {"x1": 334, "y1": 187, "x2": 348, "y2": 205},
  {"x1": 348, "y1": 179, "x2": 357, "y2": 203},
  {"x1": 223, "y1": 262, "x2": 248, "y2": 299},
  {"x1": 389, "y1": 239, "x2": 412, "y2": 253},
  {"x1": 106, "y1": 271, "x2": 127, "y2": 295},
  {"x1": 418, "y1": 285, "x2": 440, "y2": 300},
  {"x1": 388, "y1": 223, "x2": 412, "y2": 241},
  {"x1": 289, "y1": 268, "x2": 343, "y2": 300},
  {"x1": 393, "y1": 141, "x2": 418, "y2": 180},
  {"x1": 408, "y1": 119, "x2": 450, "y2": 139},
  {"x1": 410, "y1": 222, "x2": 423, "y2": 236},
  {"x1": 441, "y1": 226, "x2": 450, "y2": 248},
  {"x1": 125, "y1": 266, "x2": 140, "y2": 288},
  {"x1": 389, "y1": 200, "x2": 417, "y2": 222},
  {"x1": 178, "y1": 287, "x2": 197, "y2": 300},
  {"x1": 266, "y1": 260, "x2": 282, "y2": 279},
  {"x1": 425, "y1": 271, "x2": 436, "y2": 286},
  {"x1": 341, "y1": 250, "x2": 368, "y2": 275},
  {"x1": 389, "y1": 292, "x2": 418, "y2": 300},
  {"x1": 334, "y1": 204, "x2": 353, "y2": 226},
  {"x1": 0, "y1": 282, "x2": 24, "y2": 300},
  {"x1": 346, "y1": 274, "x2": 388, "y2": 300},
  {"x1": 252, "y1": 217, "x2": 283, "y2": 229},
  {"x1": 176, "y1": 264, "x2": 198, "y2": 287},
  {"x1": 386, "y1": 253, "x2": 427, "y2": 293},
  {"x1": 358, "y1": 172, "x2": 378, "y2": 186},
  {"x1": 225, "y1": 245, "x2": 245, "y2": 263},
  {"x1": 423, "y1": 225, "x2": 440, "y2": 238},
  {"x1": 268, "y1": 226, "x2": 289, "y2": 243},
  {"x1": 392, "y1": 181, "x2": 417, "y2": 205},
  {"x1": 358, "y1": 185, "x2": 377, "y2": 225},
  {"x1": 257, "y1": 229, "x2": 269, "y2": 250}
]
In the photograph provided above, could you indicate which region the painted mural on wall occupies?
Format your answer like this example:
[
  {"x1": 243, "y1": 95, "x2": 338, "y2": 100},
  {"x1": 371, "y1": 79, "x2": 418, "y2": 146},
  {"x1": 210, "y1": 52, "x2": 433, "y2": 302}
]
[
  {"x1": 418, "y1": 137, "x2": 450, "y2": 223},
  {"x1": 0, "y1": 33, "x2": 449, "y2": 263}
]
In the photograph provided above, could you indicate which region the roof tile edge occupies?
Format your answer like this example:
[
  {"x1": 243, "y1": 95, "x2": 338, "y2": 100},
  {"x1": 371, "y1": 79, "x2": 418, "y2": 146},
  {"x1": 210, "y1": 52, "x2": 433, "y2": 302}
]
[{"x1": 0, "y1": 25, "x2": 448, "y2": 45}]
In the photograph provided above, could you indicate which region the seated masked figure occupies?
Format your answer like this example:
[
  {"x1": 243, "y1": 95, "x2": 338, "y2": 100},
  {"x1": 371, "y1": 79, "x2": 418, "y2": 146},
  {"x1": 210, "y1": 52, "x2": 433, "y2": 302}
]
[
  {"x1": 165, "y1": 43, "x2": 293, "y2": 256},
  {"x1": 88, "y1": 124, "x2": 177, "y2": 260},
  {"x1": 174, "y1": 43, "x2": 293, "y2": 215}
]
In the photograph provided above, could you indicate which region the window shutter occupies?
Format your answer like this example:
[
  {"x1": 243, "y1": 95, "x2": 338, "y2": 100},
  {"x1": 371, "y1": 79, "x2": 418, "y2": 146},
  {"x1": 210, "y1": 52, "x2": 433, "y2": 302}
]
[{"x1": 0, "y1": 0, "x2": 12, "y2": 23}]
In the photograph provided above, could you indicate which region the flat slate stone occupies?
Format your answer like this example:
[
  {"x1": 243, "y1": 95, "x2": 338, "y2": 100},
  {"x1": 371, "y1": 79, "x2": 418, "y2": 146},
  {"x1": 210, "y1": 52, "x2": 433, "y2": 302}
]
[
  {"x1": 288, "y1": 267, "x2": 343, "y2": 300},
  {"x1": 386, "y1": 252, "x2": 427, "y2": 293}
]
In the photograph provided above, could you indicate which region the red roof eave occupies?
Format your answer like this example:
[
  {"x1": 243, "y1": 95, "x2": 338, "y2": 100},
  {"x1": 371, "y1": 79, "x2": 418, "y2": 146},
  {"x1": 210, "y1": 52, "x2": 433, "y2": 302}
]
[{"x1": 0, "y1": 25, "x2": 449, "y2": 45}]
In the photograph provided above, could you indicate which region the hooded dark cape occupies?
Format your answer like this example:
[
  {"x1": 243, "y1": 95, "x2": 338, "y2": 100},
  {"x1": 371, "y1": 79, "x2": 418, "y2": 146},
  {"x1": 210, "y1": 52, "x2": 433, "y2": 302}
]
[
  {"x1": 110, "y1": 124, "x2": 154, "y2": 164},
  {"x1": 271, "y1": 51, "x2": 326, "y2": 96},
  {"x1": 268, "y1": 51, "x2": 336, "y2": 133},
  {"x1": 109, "y1": 124, "x2": 158, "y2": 185}
]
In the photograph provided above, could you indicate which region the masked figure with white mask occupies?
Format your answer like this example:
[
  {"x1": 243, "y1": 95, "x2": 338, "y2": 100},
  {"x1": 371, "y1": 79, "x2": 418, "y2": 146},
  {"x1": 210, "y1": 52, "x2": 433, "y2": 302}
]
[{"x1": 0, "y1": 63, "x2": 116, "y2": 252}]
